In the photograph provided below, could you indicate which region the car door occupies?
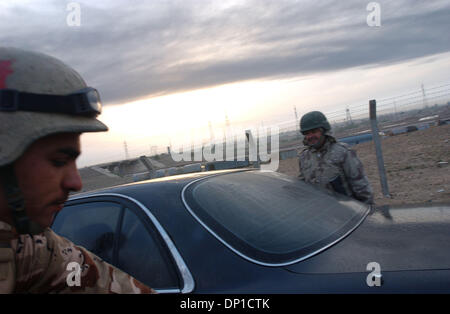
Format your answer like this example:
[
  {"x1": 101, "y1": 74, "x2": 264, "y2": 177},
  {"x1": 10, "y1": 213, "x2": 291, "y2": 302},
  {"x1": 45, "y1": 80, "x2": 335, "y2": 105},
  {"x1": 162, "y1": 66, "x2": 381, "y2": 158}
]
[{"x1": 52, "y1": 194, "x2": 194, "y2": 293}]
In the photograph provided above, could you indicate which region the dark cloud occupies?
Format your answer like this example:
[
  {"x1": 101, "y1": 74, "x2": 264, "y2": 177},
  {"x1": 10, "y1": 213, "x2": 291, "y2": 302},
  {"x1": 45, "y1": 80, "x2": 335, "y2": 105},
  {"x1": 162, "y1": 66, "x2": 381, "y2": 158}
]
[{"x1": 1, "y1": 0, "x2": 449, "y2": 104}]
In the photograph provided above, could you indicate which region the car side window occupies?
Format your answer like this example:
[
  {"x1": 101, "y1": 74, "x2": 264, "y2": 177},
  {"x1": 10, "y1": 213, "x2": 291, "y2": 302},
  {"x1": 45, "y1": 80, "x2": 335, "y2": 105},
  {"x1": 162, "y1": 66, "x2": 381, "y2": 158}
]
[
  {"x1": 52, "y1": 201, "x2": 121, "y2": 264},
  {"x1": 117, "y1": 207, "x2": 180, "y2": 290}
]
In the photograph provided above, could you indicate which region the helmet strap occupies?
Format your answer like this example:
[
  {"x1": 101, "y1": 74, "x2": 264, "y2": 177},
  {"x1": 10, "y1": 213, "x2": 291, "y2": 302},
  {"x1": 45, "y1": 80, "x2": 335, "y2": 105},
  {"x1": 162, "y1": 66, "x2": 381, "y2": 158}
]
[{"x1": 0, "y1": 165, "x2": 44, "y2": 235}]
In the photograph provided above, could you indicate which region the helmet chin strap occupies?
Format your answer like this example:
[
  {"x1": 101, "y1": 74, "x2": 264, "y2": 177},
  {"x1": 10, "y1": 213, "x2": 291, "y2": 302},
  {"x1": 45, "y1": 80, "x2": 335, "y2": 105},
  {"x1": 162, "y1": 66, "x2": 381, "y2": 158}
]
[{"x1": 0, "y1": 165, "x2": 44, "y2": 235}]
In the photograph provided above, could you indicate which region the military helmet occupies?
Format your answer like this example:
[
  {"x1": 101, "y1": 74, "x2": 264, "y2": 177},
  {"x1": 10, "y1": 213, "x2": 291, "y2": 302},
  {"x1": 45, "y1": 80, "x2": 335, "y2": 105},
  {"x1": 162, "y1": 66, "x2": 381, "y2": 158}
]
[
  {"x1": 300, "y1": 111, "x2": 331, "y2": 134},
  {"x1": 0, "y1": 47, "x2": 108, "y2": 167},
  {"x1": 0, "y1": 47, "x2": 109, "y2": 234}
]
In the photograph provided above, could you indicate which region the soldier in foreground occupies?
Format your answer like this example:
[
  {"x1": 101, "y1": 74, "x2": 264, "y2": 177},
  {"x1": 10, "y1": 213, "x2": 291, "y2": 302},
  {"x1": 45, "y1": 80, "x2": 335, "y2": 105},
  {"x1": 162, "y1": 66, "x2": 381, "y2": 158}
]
[
  {"x1": 298, "y1": 111, "x2": 374, "y2": 204},
  {"x1": 0, "y1": 47, "x2": 155, "y2": 293}
]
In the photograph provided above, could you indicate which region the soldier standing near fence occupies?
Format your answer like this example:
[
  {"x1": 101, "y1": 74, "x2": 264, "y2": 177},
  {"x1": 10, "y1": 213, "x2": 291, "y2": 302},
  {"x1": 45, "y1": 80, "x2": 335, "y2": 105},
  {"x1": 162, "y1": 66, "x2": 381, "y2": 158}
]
[
  {"x1": 0, "y1": 47, "x2": 155, "y2": 293},
  {"x1": 298, "y1": 111, "x2": 374, "y2": 204}
]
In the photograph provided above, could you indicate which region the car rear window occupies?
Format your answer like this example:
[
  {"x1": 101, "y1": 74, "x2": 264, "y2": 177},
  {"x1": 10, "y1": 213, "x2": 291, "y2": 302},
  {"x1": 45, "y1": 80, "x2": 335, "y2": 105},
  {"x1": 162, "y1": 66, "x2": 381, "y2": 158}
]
[{"x1": 183, "y1": 170, "x2": 369, "y2": 265}]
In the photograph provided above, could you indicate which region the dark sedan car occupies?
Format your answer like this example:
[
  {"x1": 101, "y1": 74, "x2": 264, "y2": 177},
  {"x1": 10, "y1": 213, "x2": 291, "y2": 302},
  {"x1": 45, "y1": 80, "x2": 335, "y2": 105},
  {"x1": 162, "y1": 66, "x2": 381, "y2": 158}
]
[{"x1": 52, "y1": 169, "x2": 450, "y2": 293}]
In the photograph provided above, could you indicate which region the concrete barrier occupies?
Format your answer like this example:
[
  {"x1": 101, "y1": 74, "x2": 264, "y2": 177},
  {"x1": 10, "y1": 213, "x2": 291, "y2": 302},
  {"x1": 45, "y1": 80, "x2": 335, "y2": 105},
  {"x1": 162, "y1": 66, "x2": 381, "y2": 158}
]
[
  {"x1": 154, "y1": 169, "x2": 166, "y2": 178},
  {"x1": 182, "y1": 163, "x2": 203, "y2": 174},
  {"x1": 280, "y1": 149, "x2": 298, "y2": 160},
  {"x1": 167, "y1": 167, "x2": 182, "y2": 176},
  {"x1": 205, "y1": 160, "x2": 250, "y2": 171},
  {"x1": 339, "y1": 133, "x2": 373, "y2": 146},
  {"x1": 132, "y1": 172, "x2": 151, "y2": 182}
]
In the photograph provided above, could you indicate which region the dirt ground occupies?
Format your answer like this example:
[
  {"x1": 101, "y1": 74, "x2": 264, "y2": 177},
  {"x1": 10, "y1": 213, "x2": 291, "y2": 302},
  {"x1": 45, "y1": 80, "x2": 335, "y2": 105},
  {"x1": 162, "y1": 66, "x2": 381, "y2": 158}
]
[{"x1": 277, "y1": 124, "x2": 450, "y2": 206}]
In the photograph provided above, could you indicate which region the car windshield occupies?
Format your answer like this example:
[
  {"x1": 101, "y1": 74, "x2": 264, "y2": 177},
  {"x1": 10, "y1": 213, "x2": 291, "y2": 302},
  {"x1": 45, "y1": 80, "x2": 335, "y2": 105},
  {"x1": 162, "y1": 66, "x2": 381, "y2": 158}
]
[{"x1": 183, "y1": 170, "x2": 369, "y2": 265}]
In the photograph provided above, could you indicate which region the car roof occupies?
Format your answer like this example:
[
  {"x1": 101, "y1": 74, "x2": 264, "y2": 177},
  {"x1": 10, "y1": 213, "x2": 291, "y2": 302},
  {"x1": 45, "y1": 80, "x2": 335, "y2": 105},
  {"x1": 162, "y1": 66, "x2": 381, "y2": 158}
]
[
  {"x1": 68, "y1": 169, "x2": 369, "y2": 267},
  {"x1": 71, "y1": 168, "x2": 251, "y2": 199}
]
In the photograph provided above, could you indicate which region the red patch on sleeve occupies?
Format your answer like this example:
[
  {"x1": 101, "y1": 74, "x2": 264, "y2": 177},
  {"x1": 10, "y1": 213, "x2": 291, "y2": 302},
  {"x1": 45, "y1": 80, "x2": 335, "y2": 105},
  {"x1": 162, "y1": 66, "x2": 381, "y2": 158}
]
[{"x1": 0, "y1": 60, "x2": 14, "y2": 88}]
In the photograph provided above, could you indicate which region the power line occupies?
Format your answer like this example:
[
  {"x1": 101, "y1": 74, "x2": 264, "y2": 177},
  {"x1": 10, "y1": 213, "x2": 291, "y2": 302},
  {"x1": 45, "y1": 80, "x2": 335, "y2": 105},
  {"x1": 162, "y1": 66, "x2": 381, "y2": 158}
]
[{"x1": 85, "y1": 81, "x2": 450, "y2": 166}]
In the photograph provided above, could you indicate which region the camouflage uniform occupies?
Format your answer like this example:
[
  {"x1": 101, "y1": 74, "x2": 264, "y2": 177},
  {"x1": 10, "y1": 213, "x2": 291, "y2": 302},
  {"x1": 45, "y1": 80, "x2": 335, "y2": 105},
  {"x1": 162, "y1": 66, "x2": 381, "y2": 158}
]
[
  {"x1": 299, "y1": 136, "x2": 374, "y2": 204},
  {"x1": 0, "y1": 221, "x2": 156, "y2": 294},
  {"x1": 0, "y1": 48, "x2": 157, "y2": 294}
]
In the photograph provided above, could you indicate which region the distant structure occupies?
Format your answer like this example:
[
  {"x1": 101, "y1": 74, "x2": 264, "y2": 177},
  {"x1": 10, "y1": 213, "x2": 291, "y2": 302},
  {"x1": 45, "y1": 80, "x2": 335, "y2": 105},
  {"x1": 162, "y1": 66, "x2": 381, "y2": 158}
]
[
  {"x1": 208, "y1": 120, "x2": 215, "y2": 143},
  {"x1": 393, "y1": 97, "x2": 398, "y2": 120},
  {"x1": 421, "y1": 83, "x2": 428, "y2": 109},
  {"x1": 123, "y1": 140, "x2": 129, "y2": 160},
  {"x1": 167, "y1": 139, "x2": 172, "y2": 155},
  {"x1": 293, "y1": 106, "x2": 299, "y2": 132},
  {"x1": 225, "y1": 113, "x2": 231, "y2": 128},
  {"x1": 346, "y1": 107, "x2": 353, "y2": 125},
  {"x1": 224, "y1": 112, "x2": 231, "y2": 144}
]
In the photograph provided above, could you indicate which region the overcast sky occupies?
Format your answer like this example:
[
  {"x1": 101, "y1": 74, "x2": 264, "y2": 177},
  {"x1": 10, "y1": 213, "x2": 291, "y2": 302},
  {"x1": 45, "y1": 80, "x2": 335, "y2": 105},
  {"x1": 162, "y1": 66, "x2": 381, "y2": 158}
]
[
  {"x1": 1, "y1": 0, "x2": 450, "y2": 166},
  {"x1": 2, "y1": 0, "x2": 449, "y2": 104}
]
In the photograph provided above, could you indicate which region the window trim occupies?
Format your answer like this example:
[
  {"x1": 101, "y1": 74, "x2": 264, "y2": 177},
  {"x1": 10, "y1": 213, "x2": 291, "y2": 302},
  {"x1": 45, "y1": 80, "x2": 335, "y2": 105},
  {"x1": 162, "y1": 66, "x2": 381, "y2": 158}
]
[
  {"x1": 53, "y1": 199, "x2": 123, "y2": 265},
  {"x1": 181, "y1": 171, "x2": 371, "y2": 267},
  {"x1": 67, "y1": 193, "x2": 195, "y2": 294}
]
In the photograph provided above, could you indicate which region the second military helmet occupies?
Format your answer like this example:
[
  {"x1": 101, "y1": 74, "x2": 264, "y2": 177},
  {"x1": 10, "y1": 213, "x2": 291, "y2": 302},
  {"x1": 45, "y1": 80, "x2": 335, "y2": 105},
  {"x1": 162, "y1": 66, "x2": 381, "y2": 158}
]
[{"x1": 300, "y1": 111, "x2": 331, "y2": 134}]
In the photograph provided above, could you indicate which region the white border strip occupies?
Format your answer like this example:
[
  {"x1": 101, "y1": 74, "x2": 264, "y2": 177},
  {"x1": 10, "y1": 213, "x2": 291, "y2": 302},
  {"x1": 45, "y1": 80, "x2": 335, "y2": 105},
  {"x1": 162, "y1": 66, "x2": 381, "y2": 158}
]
[{"x1": 69, "y1": 192, "x2": 195, "y2": 294}]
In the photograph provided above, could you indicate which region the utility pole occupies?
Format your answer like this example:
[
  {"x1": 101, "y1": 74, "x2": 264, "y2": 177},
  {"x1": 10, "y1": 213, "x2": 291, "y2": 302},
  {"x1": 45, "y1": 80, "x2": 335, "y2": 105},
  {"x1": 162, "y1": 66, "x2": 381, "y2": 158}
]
[
  {"x1": 208, "y1": 120, "x2": 215, "y2": 143},
  {"x1": 224, "y1": 113, "x2": 233, "y2": 161},
  {"x1": 123, "y1": 141, "x2": 129, "y2": 160},
  {"x1": 393, "y1": 97, "x2": 398, "y2": 121},
  {"x1": 206, "y1": 120, "x2": 216, "y2": 158},
  {"x1": 421, "y1": 83, "x2": 428, "y2": 109},
  {"x1": 346, "y1": 107, "x2": 353, "y2": 125},
  {"x1": 294, "y1": 106, "x2": 299, "y2": 132},
  {"x1": 167, "y1": 139, "x2": 172, "y2": 155},
  {"x1": 223, "y1": 113, "x2": 231, "y2": 143},
  {"x1": 225, "y1": 113, "x2": 230, "y2": 128}
]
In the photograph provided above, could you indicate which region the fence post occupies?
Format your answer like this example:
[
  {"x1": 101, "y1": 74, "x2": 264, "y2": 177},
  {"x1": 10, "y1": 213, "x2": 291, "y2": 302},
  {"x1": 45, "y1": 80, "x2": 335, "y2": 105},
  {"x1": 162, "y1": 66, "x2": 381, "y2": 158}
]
[{"x1": 369, "y1": 99, "x2": 390, "y2": 197}]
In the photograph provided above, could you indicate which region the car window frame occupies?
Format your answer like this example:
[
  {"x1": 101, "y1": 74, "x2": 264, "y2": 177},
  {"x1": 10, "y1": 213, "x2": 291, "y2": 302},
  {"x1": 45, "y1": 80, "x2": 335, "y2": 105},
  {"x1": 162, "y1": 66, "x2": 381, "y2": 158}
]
[
  {"x1": 115, "y1": 196, "x2": 181, "y2": 291},
  {"x1": 52, "y1": 199, "x2": 124, "y2": 265},
  {"x1": 58, "y1": 193, "x2": 195, "y2": 294}
]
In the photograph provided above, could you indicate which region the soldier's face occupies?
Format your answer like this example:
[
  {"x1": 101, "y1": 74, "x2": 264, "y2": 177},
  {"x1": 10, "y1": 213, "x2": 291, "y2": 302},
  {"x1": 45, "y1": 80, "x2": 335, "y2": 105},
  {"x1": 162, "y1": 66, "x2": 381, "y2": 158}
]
[
  {"x1": 11, "y1": 133, "x2": 83, "y2": 229},
  {"x1": 303, "y1": 128, "x2": 324, "y2": 147}
]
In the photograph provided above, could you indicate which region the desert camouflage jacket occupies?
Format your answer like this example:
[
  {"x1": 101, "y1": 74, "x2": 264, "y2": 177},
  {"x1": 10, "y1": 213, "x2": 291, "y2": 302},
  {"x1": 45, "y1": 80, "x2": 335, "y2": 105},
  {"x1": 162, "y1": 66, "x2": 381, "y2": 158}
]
[
  {"x1": 0, "y1": 221, "x2": 156, "y2": 294},
  {"x1": 298, "y1": 136, "x2": 374, "y2": 204}
]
